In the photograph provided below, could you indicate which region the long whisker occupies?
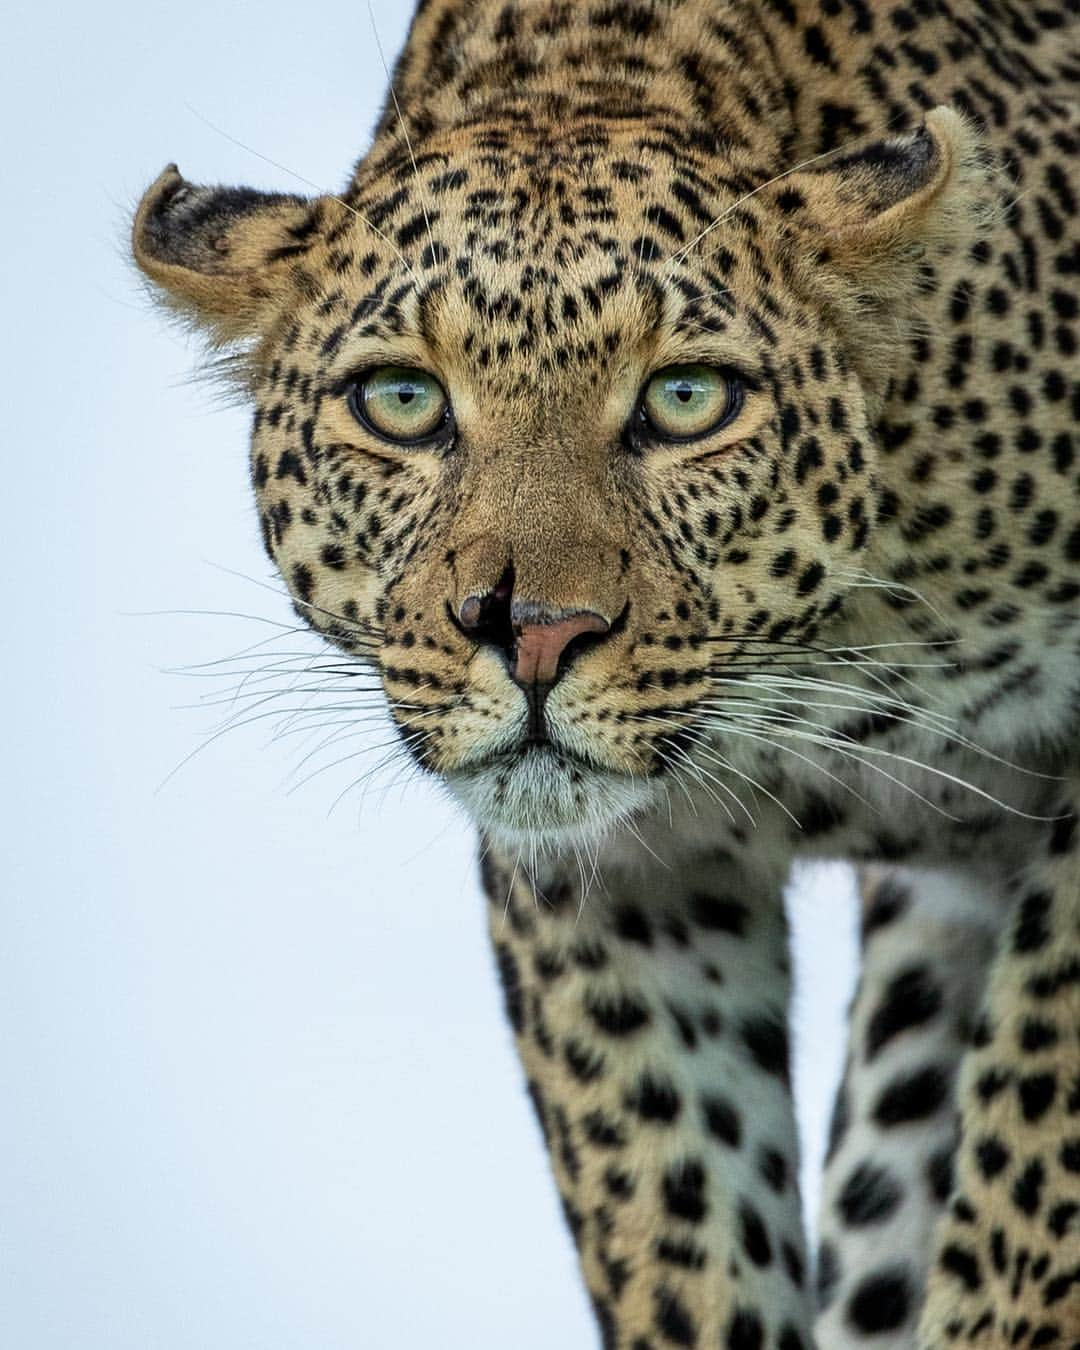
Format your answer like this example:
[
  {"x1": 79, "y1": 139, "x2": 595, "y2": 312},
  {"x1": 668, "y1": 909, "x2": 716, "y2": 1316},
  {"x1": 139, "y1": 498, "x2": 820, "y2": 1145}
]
[
  {"x1": 664, "y1": 146, "x2": 839, "y2": 269},
  {"x1": 183, "y1": 102, "x2": 418, "y2": 284},
  {"x1": 367, "y1": 1, "x2": 437, "y2": 265},
  {"x1": 201, "y1": 559, "x2": 385, "y2": 642}
]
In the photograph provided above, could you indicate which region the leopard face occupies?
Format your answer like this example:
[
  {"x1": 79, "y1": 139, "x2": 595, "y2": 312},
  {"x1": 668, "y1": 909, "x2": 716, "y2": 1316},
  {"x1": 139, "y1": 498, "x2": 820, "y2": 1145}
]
[{"x1": 133, "y1": 109, "x2": 983, "y2": 848}]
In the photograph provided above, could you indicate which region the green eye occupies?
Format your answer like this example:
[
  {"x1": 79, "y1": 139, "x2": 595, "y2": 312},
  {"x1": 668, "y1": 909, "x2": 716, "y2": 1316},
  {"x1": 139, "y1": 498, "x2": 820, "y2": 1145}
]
[
  {"x1": 350, "y1": 366, "x2": 450, "y2": 443},
  {"x1": 640, "y1": 365, "x2": 740, "y2": 441}
]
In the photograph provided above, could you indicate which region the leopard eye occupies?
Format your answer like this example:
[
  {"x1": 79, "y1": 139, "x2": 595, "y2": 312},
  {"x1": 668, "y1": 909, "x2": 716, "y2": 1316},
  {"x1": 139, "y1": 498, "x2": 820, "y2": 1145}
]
[
  {"x1": 640, "y1": 365, "x2": 741, "y2": 441},
  {"x1": 349, "y1": 366, "x2": 450, "y2": 443}
]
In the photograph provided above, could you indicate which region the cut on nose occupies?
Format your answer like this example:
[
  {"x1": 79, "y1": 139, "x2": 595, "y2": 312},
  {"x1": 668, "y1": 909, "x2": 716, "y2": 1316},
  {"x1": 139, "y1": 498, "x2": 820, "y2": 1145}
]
[{"x1": 512, "y1": 610, "x2": 611, "y2": 686}]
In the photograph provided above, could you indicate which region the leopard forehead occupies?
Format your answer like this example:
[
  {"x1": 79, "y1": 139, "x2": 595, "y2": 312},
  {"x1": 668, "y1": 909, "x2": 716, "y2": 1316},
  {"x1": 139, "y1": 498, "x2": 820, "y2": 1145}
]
[{"x1": 279, "y1": 123, "x2": 796, "y2": 393}]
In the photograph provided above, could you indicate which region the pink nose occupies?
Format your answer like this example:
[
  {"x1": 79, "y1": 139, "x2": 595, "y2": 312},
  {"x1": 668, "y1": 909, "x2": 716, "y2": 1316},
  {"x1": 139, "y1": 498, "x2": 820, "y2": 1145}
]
[{"x1": 512, "y1": 611, "x2": 611, "y2": 686}]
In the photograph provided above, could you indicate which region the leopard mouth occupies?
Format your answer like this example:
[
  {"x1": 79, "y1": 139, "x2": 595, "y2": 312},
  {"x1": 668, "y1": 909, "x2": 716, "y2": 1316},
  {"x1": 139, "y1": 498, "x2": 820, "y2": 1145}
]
[
  {"x1": 457, "y1": 737, "x2": 609, "y2": 777},
  {"x1": 445, "y1": 741, "x2": 659, "y2": 848}
]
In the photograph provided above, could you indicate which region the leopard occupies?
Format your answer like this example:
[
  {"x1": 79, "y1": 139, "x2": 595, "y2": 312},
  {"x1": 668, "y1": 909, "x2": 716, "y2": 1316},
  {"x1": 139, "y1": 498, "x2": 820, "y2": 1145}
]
[{"x1": 131, "y1": 2, "x2": 1080, "y2": 1346}]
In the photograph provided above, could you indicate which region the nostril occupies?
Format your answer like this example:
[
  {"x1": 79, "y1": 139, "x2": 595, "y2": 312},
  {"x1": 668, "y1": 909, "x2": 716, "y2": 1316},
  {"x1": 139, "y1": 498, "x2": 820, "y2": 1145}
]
[
  {"x1": 456, "y1": 564, "x2": 516, "y2": 658},
  {"x1": 557, "y1": 623, "x2": 610, "y2": 677}
]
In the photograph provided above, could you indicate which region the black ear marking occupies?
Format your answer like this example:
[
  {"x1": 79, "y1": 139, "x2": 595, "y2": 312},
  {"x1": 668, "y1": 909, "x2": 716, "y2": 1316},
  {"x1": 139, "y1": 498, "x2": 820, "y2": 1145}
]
[
  {"x1": 137, "y1": 168, "x2": 307, "y2": 273},
  {"x1": 132, "y1": 165, "x2": 321, "y2": 338},
  {"x1": 776, "y1": 107, "x2": 992, "y2": 244}
]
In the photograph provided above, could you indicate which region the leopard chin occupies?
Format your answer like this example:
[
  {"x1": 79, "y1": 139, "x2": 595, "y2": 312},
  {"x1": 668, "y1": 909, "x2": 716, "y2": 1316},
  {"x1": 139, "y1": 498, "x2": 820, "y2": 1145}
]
[{"x1": 445, "y1": 745, "x2": 659, "y2": 853}]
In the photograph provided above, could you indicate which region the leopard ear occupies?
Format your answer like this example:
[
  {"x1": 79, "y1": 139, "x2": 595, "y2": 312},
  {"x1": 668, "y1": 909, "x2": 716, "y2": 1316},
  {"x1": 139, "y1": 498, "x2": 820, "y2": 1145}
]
[
  {"x1": 777, "y1": 107, "x2": 995, "y2": 289},
  {"x1": 773, "y1": 109, "x2": 996, "y2": 390},
  {"x1": 132, "y1": 166, "x2": 327, "y2": 342}
]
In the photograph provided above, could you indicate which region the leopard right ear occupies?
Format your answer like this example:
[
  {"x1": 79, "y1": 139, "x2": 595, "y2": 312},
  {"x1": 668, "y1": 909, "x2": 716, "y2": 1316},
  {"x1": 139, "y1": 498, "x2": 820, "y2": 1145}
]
[{"x1": 132, "y1": 165, "x2": 328, "y2": 342}]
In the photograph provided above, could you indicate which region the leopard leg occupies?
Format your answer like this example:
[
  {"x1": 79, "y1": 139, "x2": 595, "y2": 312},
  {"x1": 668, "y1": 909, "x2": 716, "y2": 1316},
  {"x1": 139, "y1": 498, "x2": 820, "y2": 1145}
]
[
  {"x1": 919, "y1": 799, "x2": 1080, "y2": 1348},
  {"x1": 815, "y1": 865, "x2": 1006, "y2": 1349},
  {"x1": 482, "y1": 837, "x2": 812, "y2": 1349}
]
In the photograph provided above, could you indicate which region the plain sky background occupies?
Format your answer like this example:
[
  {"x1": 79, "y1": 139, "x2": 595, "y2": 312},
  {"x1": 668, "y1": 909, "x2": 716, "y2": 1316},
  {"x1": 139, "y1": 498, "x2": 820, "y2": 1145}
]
[{"x1": 3, "y1": 3, "x2": 859, "y2": 1346}]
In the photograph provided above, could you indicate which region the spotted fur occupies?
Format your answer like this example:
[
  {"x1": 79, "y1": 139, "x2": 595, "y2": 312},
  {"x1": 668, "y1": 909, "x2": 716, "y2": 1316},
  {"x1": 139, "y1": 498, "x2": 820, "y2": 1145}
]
[{"x1": 133, "y1": 2, "x2": 1080, "y2": 1345}]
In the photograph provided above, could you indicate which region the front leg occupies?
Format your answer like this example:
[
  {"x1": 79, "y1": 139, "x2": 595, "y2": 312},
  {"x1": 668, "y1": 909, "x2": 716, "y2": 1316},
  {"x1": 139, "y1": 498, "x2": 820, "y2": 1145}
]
[
  {"x1": 482, "y1": 840, "x2": 812, "y2": 1350},
  {"x1": 919, "y1": 791, "x2": 1080, "y2": 1347},
  {"x1": 816, "y1": 865, "x2": 1005, "y2": 1349}
]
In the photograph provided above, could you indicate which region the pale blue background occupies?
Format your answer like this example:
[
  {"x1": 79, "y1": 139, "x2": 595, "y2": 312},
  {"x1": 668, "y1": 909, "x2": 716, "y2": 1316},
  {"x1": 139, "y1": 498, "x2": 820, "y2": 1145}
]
[{"x1": 2, "y1": 4, "x2": 857, "y2": 1345}]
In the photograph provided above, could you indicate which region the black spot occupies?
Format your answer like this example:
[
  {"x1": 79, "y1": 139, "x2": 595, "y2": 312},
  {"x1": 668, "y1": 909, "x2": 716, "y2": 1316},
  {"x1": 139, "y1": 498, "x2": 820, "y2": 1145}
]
[
  {"x1": 689, "y1": 893, "x2": 749, "y2": 934},
  {"x1": 292, "y1": 562, "x2": 315, "y2": 605},
  {"x1": 613, "y1": 903, "x2": 654, "y2": 946},
  {"x1": 1019, "y1": 1073, "x2": 1057, "y2": 1122},
  {"x1": 592, "y1": 1295, "x2": 617, "y2": 1349},
  {"x1": 800, "y1": 791, "x2": 843, "y2": 835},
  {"x1": 726, "y1": 1309, "x2": 764, "y2": 1350},
  {"x1": 865, "y1": 965, "x2": 943, "y2": 1058},
  {"x1": 662, "y1": 1158, "x2": 708, "y2": 1223},
  {"x1": 668, "y1": 1003, "x2": 698, "y2": 1049},
  {"x1": 656, "y1": 1236, "x2": 707, "y2": 1270},
  {"x1": 493, "y1": 943, "x2": 524, "y2": 1032},
  {"x1": 629, "y1": 1072, "x2": 682, "y2": 1122},
  {"x1": 759, "y1": 1146, "x2": 787, "y2": 1192},
  {"x1": 816, "y1": 1240, "x2": 841, "y2": 1310},
  {"x1": 976, "y1": 1067, "x2": 1012, "y2": 1102},
  {"x1": 740, "y1": 1013, "x2": 790, "y2": 1082},
  {"x1": 1012, "y1": 1158, "x2": 1045, "y2": 1216},
  {"x1": 1020, "y1": 1018, "x2": 1059, "y2": 1052},
  {"x1": 846, "y1": 1266, "x2": 912, "y2": 1333},
  {"x1": 1044, "y1": 1267, "x2": 1080, "y2": 1307},
  {"x1": 654, "y1": 1286, "x2": 697, "y2": 1346},
  {"x1": 862, "y1": 879, "x2": 910, "y2": 937},
  {"x1": 837, "y1": 1161, "x2": 903, "y2": 1226},
  {"x1": 702, "y1": 1095, "x2": 742, "y2": 1147},
  {"x1": 927, "y1": 1143, "x2": 955, "y2": 1202},
  {"x1": 797, "y1": 561, "x2": 826, "y2": 595},
  {"x1": 604, "y1": 1166, "x2": 635, "y2": 1201},
  {"x1": 1049, "y1": 1200, "x2": 1078, "y2": 1238},
  {"x1": 1014, "y1": 890, "x2": 1053, "y2": 952},
  {"x1": 739, "y1": 1201, "x2": 773, "y2": 1266},
  {"x1": 563, "y1": 1194, "x2": 585, "y2": 1244},
  {"x1": 940, "y1": 1244, "x2": 982, "y2": 1291},
  {"x1": 583, "y1": 1109, "x2": 626, "y2": 1149},
  {"x1": 564, "y1": 1038, "x2": 605, "y2": 1083},
  {"x1": 873, "y1": 1065, "x2": 949, "y2": 1125},
  {"x1": 274, "y1": 448, "x2": 307, "y2": 484},
  {"x1": 586, "y1": 992, "x2": 652, "y2": 1036},
  {"x1": 526, "y1": 1079, "x2": 549, "y2": 1144},
  {"x1": 781, "y1": 1240, "x2": 805, "y2": 1288},
  {"x1": 976, "y1": 1136, "x2": 1011, "y2": 1179}
]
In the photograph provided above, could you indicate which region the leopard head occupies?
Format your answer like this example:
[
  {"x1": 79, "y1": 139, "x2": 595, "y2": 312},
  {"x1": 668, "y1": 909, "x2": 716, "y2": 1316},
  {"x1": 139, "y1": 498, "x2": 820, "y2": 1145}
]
[{"x1": 133, "y1": 108, "x2": 985, "y2": 849}]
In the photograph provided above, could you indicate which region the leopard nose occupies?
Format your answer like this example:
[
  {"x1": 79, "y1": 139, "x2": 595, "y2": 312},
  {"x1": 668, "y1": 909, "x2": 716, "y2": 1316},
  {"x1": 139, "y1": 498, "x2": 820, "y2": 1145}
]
[
  {"x1": 511, "y1": 606, "x2": 612, "y2": 686},
  {"x1": 456, "y1": 567, "x2": 613, "y2": 687}
]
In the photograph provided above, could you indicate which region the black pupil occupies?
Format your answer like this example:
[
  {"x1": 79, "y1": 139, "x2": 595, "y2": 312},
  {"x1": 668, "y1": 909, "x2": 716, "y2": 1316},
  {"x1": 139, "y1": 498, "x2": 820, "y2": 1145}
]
[
  {"x1": 398, "y1": 387, "x2": 416, "y2": 405},
  {"x1": 675, "y1": 382, "x2": 694, "y2": 403}
]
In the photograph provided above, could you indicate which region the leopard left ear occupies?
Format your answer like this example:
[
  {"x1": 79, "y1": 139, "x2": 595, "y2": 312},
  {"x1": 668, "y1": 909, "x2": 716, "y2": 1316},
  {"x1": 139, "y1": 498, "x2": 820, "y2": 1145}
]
[
  {"x1": 773, "y1": 109, "x2": 996, "y2": 390},
  {"x1": 132, "y1": 165, "x2": 330, "y2": 343},
  {"x1": 776, "y1": 107, "x2": 996, "y2": 286}
]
